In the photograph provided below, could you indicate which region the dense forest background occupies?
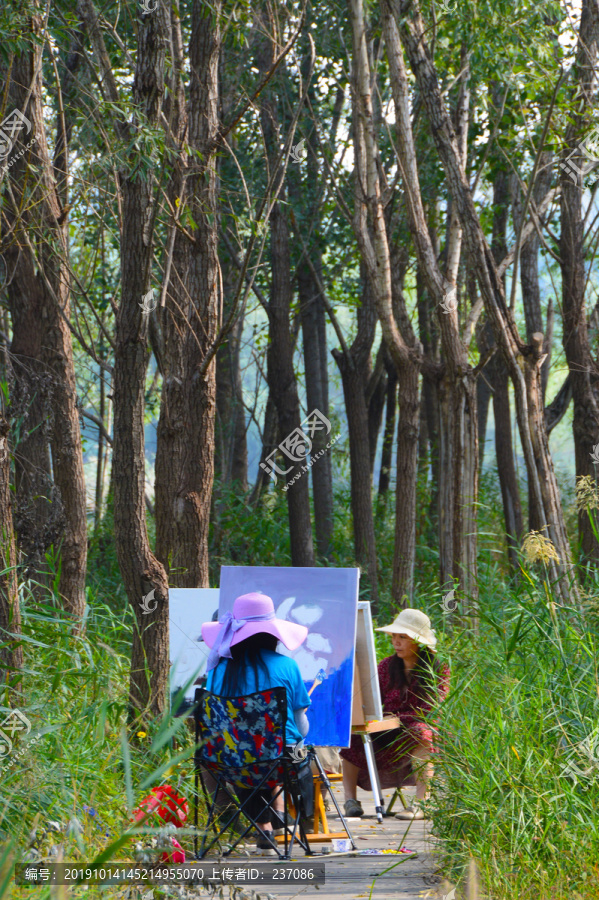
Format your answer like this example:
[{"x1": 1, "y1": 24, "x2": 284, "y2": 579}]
[{"x1": 1, "y1": 0, "x2": 599, "y2": 897}]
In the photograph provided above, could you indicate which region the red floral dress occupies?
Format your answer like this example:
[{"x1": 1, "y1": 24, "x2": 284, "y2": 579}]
[{"x1": 340, "y1": 655, "x2": 450, "y2": 791}]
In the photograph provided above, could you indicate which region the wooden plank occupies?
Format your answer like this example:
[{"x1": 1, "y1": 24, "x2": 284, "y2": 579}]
[
  {"x1": 352, "y1": 715, "x2": 399, "y2": 734},
  {"x1": 274, "y1": 832, "x2": 348, "y2": 844}
]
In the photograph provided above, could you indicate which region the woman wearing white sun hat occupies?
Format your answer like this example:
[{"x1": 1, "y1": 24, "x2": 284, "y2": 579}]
[{"x1": 340, "y1": 608, "x2": 450, "y2": 820}]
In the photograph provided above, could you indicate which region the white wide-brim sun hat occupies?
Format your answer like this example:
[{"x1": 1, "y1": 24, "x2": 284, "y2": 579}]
[{"x1": 375, "y1": 608, "x2": 437, "y2": 649}]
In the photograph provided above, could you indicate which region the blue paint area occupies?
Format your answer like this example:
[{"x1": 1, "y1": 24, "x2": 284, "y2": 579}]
[{"x1": 304, "y1": 654, "x2": 354, "y2": 748}]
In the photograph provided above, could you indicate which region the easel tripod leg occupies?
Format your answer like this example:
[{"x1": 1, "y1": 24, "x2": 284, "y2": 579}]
[{"x1": 361, "y1": 733, "x2": 384, "y2": 823}]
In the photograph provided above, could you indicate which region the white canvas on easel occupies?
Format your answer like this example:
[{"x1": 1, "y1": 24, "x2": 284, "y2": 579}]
[
  {"x1": 350, "y1": 600, "x2": 392, "y2": 823},
  {"x1": 169, "y1": 587, "x2": 220, "y2": 703},
  {"x1": 351, "y1": 600, "x2": 383, "y2": 726}
]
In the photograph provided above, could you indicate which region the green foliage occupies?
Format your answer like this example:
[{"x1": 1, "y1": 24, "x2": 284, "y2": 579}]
[
  {"x1": 0, "y1": 584, "x2": 201, "y2": 900},
  {"x1": 428, "y1": 582, "x2": 599, "y2": 900}
]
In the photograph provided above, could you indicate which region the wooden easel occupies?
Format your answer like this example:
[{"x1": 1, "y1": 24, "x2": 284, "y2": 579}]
[{"x1": 351, "y1": 659, "x2": 400, "y2": 823}]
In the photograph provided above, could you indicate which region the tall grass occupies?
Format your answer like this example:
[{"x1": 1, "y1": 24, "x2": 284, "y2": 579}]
[
  {"x1": 425, "y1": 571, "x2": 599, "y2": 899},
  {"x1": 0, "y1": 585, "x2": 195, "y2": 899}
]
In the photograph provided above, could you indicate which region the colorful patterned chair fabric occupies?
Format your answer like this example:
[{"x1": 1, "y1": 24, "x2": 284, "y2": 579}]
[{"x1": 195, "y1": 687, "x2": 287, "y2": 789}]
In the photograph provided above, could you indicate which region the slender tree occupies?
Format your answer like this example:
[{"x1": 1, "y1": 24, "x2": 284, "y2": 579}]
[
  {"x1": 386, "y1": 0, "x2": 577, "y2": 603},
  {"x1": 347, "y1": 0, "x2": 424, "y2": 603},
  {"x1": 332, "y1": 268, "x2": 380, "y2": 602},
  {"x1": 77, "y1": 0, "x2": 171, "y2": 712},
  {"x1": 362, "y1": 0, "x2": 478, "y2": 601},
  {"x1": 155, "y1": 0, "x2": 191, "y2": 583},
  {"x1": 255, "y1": 12, "x2": 315, "y2": 566},
  {"x1": 174, "y1": 0, "x2": 223, "y2": 586}
]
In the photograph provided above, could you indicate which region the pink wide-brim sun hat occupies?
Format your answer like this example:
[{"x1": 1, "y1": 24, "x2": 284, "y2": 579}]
[{"x1": 201, "y1": 592, "x2": 308, "y2": 651}]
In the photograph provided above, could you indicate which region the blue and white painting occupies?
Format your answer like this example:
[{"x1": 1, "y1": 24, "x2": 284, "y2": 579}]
[{"x1": 219, "y1": 566, "x2": 360, "y2": 747}]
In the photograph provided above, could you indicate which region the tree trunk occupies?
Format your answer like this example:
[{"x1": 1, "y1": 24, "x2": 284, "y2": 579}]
[
  {"x1": 297, "y1": 261, "x2": 334, "y2": 558},
  {"x1": 511, "y1": 152, "x2": 554, "y2": 400},
  {"x1": 476, "y1": 350, "x2": 492, "y2": 469},
  {"x1": 215, "y1": 304, "x2": 248, "y2": 491},
  {"x1": 436, "y1": 372, "x2": 478, "y2": 593},
  {"x1": 250, "y1": 394, "x2": 278, "y2": 507},
  {"x1": 109, "y1": 2, "x2": 170, "y2": 716},
  {"x1": 6, "y1": 33, "x2": 87, "y2": 619},
  {"x1": 336, "y1": 351, "x2": 379, "y2": 587},
  {"x1": 6, "y1": 261, "x2": 54, "y2": 581},
  {"x1": 483, "y1": 320, "x2": 524, "y2": 566},
  {"x1": 173, "y1": 0, "x2": 223, "y2": 586},
  {"x1": 333, "y1": 272, "x2": 379, "y2": 602},
  {"x1": 378, "y1": 362, "x2": 398, "y2": 499},
  {"x1": 289, "y1": 62, "x2": 335, "y2": 560},
  {"x1": 348, "y1": 0, "x2": 427, "y2": 604},
  {"x1": 154, "y1": 236, "x2": 188, "y2": 581},
  {"x1": 94, "y1": 354, "x2": 107, "y2": 531},
  {"x1": 377, "y1": 0, "x2": 478, "y2": 601},
  {"x1": 267, "y1": 205, "x2": 315, "y2": 566},
  {"x1": 367, "y1": 344, "x2": 388, "y2": 476},
  {"x1": 393, "y1": 362, "x2": 421, "y2": 603},
  {"x1": 256, "y1": 20, "x2": 315, "y2": 567},
  {"x1": 487, "y1": 166, "x2": 523, "y2": 567},
  {"x1": 155, "y1": 1, "x2": 190, "y2": 584},
  {"x1": 417, "y1": 270, "x2": 440, "y2": 529}
]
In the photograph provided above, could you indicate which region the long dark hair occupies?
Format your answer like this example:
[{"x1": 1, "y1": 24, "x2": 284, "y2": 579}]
[
  {"x1": 218, "y1": 632, "x2": 279, "y2": 697},
  {"x1": 388, "y1": 646, "x2": 442, "y2": 700}
]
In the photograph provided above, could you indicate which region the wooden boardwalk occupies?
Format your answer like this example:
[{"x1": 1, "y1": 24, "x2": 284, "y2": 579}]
[{"x1": 223, "y1": 784, "x2": 446, "y2": 900}]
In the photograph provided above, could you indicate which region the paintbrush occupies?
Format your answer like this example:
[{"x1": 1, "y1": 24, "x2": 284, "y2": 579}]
[{"x1": 308, "y1": 668, "x2": 327, "y2": 696}]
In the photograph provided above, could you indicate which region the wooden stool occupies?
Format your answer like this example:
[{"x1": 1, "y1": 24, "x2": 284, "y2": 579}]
[
  {"x1": 385, "y1": 787, "x2": 409, "y2": 816},
  {"x1": 312, "y1": 773, "x2": 343, "y2": 836}
]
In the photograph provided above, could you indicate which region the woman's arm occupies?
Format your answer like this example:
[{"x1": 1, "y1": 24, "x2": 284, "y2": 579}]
[{"x1": 294, "y1": 707, "x2": 310, "y2": 738}]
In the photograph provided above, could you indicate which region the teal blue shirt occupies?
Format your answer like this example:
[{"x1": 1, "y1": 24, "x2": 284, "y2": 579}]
[{"x1": 206, "y1": 649, "x2": 311, "y2": 745}]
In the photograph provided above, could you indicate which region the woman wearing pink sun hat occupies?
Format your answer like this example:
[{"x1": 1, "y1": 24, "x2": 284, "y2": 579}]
[
  {"x1": 201, "y1": 591, "x2": 308, "y2": 661},
  {"x1": 200, "y1": 592, "x2": 313, "y2": 853}
]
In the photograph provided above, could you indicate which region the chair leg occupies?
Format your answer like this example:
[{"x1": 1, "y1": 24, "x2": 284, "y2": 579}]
[
  {"x1": 196, "y1": 779, "x2": 256, "y2": 859},
  {"x1": 278, "y1": 768, "x2": 312, "y2": 858},
  {"x1": 289, "y1": 764, "x2": 314, "y2": 856},
  {"x1": 223, "y1": 783, "x2": 290, "y2": 860},
  {"x1": 195, "y1": 761, "x2": 312, "y2": 860}
]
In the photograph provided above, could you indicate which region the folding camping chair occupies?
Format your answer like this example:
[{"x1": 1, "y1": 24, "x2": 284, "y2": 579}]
[{"x1": 193, "y1": 686, "x2": 315, "y2": 859}]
